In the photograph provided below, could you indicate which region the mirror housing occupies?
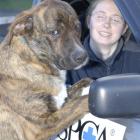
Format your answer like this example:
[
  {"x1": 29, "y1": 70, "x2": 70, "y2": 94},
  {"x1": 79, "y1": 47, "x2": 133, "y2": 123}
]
[{"x1": 88, "y1": 74, "x2": 140, "y2": 118}]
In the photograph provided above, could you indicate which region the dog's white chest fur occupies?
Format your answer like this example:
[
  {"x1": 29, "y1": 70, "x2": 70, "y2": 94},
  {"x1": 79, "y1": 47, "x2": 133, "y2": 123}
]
[{"x1": 54, "y1": 70, "x2": 67, "y2": 109}]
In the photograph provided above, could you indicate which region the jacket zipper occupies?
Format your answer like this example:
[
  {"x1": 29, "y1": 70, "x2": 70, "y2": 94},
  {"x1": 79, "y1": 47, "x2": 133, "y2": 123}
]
[{"x1": 106, "y1": 65, "x2": 111, "y2": 76}]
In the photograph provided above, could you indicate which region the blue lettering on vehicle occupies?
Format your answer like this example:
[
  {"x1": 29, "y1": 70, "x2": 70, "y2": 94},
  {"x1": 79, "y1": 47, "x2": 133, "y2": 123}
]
[{"x1": 83, "y1": 127, "x2": 96, "y2": 140}]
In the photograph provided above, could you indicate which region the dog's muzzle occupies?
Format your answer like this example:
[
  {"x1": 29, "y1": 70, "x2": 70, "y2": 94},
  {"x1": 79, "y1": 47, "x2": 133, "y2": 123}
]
[
  {"x1": 71, "y1": 49, "x2": 88, "y2": 65},
  {"x1": 55, "y1": 48, "x2": 89, "y2": 70},
  {"x1": 72, "y1": 49, "x2": 89, "y2": 70}
]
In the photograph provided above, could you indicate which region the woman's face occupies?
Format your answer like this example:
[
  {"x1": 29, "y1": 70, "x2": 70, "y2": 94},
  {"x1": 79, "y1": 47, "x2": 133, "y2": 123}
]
[{"x1": 88, "y1": 0, "x2": 127, "y2": 46}]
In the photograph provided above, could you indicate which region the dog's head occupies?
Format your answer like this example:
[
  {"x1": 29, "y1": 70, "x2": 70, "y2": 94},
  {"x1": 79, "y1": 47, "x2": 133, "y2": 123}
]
[{"x1": 7, "y1": 0, "x2": 88, "y2": 70}]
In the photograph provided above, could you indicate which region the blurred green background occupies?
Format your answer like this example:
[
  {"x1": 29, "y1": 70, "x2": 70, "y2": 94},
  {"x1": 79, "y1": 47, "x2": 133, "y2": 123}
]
[{"x1": 0, "y1": 0, "x2": 32, "y2": 10}]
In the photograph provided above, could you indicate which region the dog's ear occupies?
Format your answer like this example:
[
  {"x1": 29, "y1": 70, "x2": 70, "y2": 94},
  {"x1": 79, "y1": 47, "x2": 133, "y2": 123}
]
[
  {"x1": 3, "y1": 10, "x2": 35, "y2": 46},
  {"x1": 3, "y1": 0, "x2": 49, "y2": 46},
  {"x1": 13, "y1": 17, "x2": 33, "y2": 36}
]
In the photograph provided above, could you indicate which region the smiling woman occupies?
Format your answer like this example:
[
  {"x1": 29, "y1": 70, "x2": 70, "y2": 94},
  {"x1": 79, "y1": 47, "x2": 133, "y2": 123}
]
[{"x1": 66, "y1": 0, "x2": 140, "y2": 85}]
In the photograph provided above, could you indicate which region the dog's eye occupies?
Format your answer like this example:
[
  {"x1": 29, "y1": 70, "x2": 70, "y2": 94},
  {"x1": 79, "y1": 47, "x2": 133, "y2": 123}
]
[{"x1": 49, "y1": 30, "x2": 59, "y2": 37}]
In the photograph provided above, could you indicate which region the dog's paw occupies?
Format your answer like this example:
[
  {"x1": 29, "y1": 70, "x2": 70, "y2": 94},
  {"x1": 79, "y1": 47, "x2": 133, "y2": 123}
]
[
  {"x1": 81, "y1": 85, "x2": 90, "y2": 96},
  {"x1": 67, "y1": 77, "x2": 93, "y2": 100}
]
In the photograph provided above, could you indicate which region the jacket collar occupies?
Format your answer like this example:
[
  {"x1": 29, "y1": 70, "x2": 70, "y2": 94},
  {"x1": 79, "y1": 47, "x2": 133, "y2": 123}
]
[{"x1": 84, "y1": 35, "x2": 124, "y2": 66}]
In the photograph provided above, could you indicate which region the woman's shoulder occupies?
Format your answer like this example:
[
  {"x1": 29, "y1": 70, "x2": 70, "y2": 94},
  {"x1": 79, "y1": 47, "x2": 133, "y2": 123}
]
[{"x1": 123, "y1": 40, "x2": 140, "y2": 53}]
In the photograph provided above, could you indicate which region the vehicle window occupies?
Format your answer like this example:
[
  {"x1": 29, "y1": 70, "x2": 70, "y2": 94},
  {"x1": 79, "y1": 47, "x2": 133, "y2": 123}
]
[{"x1": 0, "y1": 0, "x2": 33, "y2": 42}]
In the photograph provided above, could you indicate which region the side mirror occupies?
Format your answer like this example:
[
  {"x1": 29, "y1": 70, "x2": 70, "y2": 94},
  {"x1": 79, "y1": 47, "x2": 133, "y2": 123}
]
[{"x1": 88, "y1": 74, "x2": 140, "y2": 118}]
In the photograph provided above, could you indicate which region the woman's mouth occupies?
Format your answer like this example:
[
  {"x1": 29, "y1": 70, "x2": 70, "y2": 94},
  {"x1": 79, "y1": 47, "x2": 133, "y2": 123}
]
[{"x1": 98, "y1": 31, "x2": 112, "y2": 38}]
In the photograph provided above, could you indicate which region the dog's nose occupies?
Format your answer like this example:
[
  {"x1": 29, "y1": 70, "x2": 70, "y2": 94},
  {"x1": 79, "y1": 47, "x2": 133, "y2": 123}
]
[{"x1": 72, "y1": 50, "x2": 88, "y2": 64}]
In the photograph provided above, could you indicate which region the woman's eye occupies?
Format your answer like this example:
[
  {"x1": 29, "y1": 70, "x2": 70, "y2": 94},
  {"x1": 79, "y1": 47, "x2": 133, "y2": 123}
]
[
  {"x1": 111, "y1": 17, "x2": 123, "y2": 24},
  {"x1": 96, "y1": 15, "x2": 105, "y2": 21}
]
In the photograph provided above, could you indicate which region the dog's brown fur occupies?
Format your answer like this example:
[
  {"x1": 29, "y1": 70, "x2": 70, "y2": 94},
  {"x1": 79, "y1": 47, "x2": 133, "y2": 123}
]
[{"x1": 0, "y1": 0, "x2": 91, "y2": 140}]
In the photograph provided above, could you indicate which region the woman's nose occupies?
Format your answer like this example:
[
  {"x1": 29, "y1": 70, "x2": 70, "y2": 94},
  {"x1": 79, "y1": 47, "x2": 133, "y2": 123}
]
[{"x1": 103, "y1": 18, "x2": 111, "y2": 28}]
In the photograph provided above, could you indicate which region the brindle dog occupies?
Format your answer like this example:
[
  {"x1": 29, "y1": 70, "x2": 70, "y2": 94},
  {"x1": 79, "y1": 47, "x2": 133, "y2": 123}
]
[{"x1": 0, "y1": 0, "x2": 92, "y2": 140}]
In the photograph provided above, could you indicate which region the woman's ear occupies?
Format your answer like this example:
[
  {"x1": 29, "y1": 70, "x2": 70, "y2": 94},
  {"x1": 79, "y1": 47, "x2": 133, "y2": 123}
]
[{"x1": 122, "y1": 24, "x2": 128, "y2": 35}]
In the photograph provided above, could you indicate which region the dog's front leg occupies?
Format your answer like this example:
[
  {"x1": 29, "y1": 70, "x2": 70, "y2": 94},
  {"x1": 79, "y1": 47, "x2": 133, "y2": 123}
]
[{"x1": 36, "y1": 95, "x2": 88, "y2": 140}]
